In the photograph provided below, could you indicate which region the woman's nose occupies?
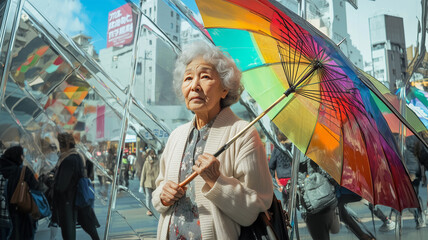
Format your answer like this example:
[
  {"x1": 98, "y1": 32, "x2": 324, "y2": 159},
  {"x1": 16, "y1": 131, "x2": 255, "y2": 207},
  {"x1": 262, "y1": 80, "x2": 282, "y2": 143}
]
[{"x1": 190, "y1": 78, "x2": 201, "y2": 91}]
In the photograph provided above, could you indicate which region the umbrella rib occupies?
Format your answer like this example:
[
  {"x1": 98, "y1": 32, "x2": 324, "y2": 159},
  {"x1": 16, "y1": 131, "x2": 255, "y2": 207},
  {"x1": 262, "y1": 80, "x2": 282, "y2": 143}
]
[
  {"x1": 302, "y1": 77, "x2": 350, "y2": 87},
  {"x1": 291, "y1": 40, "x2": 301, "y2": 86},
  {"x1": 278, "y1": 23, "x2": 302, "y2": 86},
  {"x1": 293, "y1": 61, "x2": 319, "y2": 88},
  {"x1": 278, "y1": 43, "x2": 294, "y2": 86},
  {"x1": 274, "y1": 12, "x2": 315, "y2": 58}
]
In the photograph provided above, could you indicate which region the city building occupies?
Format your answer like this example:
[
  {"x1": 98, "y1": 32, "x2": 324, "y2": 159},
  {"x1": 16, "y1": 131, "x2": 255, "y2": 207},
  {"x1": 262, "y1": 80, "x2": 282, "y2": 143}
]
[
  {"x1": 72, "y1": 33, "x2": 99, "y2": 61},
  {"x1": 98, "y1": 0, "x2": 191, "y2": 133},
  {"x1": 369, "y1": 14, "x2": 407, "y2": 92}
]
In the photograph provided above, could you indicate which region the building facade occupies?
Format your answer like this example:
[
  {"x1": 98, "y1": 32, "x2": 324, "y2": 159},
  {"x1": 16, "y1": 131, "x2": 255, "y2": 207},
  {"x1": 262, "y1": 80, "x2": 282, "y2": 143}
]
[
  {"x1": 279, "y1": 0, "x2": 363, "y2": 69},
  {"x1": 369, "y1": 14, "x2": 407, "y2": 92}
]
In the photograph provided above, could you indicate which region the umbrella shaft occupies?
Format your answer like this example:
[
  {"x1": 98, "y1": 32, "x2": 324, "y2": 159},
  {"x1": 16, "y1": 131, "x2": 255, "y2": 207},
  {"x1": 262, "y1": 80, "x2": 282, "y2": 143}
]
[
  {"x1": 179, "y1": 93, "x2": 288, "y2": 187},
  {"x1": 178, "y1": 63, "x2": 320, "y2": 187}
]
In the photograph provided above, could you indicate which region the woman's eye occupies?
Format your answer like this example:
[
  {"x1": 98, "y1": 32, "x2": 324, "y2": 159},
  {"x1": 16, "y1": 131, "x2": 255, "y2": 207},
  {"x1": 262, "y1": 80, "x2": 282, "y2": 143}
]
[
  {"x1": 201, "y1": 75, "x2": 210, "y2": 79},
  {"x1": 184, "y1": 76, "x2": 192, "y2": 81}
]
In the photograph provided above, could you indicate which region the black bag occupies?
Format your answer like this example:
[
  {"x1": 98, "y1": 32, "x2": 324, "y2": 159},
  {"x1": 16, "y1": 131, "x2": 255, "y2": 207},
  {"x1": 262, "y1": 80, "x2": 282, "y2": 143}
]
[
  {"x1": 239, "y1": 194, "x2": 289, "y2": 240},
  {"x1": 300, "y1": 160, "x2": 337, "y2": 214}
]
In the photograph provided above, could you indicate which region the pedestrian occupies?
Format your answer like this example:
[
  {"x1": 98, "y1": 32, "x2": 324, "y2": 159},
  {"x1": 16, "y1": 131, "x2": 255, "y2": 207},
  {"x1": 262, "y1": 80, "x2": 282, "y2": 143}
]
[
  {"x1": 152, "y1": 41, "x2": 273, "y2": 239},
  {"x1": 106, "y1": 148, "x2": 116, "y2": 181},
  {"x1": 128, "y1": 153, "x2": 136, "y2": 180},
  {"x1": 367, "y1": 203, "x2": 395, "y2": 232},
  {"x1": 0, "y1": 146, "x2": 39, "y2": 240},
  {"x1": 120, "y1": 152, "x2": 129, "y2": 188},
  {"x1": 135, "y1": 148, "x2": 147, "y2": 180},
  {"x1": 95, "y1": 149, "x2": 108, "y2": 198},
  {"x1": 336, "y1": 187, "x2": 375, "y2": 240},
  {"x1": 404, "y1": 134, "x2": 426, "y2": 229},
  {"x1": 269, "y1": 128, "x2": 292, "y2": 209},
  {"x1": 415, "y1": 130, "x2": 428, "y2": 216},
  {"x1": 297, "y1": 158, "x2": 339, "y2": 240},
  {"x1": 139, "y1": 149, "x2": 159, "y2": 216},
  {"x1": 52, "y1": 133, "x2": 100, "y2": 240}
]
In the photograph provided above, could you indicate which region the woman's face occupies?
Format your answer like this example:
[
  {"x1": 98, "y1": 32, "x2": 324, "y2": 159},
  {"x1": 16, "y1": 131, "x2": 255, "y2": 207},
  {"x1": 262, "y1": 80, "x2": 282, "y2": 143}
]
[{"x1": 181, "y1": 57, "x2": 228, "y2": 117}]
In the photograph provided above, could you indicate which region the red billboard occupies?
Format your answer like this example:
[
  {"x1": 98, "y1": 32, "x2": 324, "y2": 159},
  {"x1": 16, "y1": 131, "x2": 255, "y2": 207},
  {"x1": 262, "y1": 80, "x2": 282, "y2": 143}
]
[{"x1": 107, "y1": 3, "x2": 134, "y2": 48}]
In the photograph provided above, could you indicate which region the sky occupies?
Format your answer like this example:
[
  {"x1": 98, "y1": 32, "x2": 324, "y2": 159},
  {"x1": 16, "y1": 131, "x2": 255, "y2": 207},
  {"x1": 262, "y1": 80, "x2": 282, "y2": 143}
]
[
  {"x1": 346, "y1": 0, "x2": 423, "y2": 61},
  {"x1": 28, "y1": 0, "x2": 424, "y2": 63}
]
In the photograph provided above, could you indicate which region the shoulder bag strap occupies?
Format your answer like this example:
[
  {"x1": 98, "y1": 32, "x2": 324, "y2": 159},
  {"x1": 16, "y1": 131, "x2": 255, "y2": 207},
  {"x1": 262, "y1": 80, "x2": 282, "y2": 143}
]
[{"x1": 19, "y1": 166, "x2": 27, "y2": 182}]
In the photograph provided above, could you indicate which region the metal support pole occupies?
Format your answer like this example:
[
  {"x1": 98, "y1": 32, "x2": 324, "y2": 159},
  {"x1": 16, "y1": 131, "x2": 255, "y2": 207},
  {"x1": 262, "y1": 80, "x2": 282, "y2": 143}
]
[
  {"x1": 103, "y1": 3, "x2": 143, "y2": 239},
  {"x1": 288, "y1": 145, "x2": 302, "y2": 240},
  {"x1": 0, "y1": 0, "x2": 24, "y2": 106}
]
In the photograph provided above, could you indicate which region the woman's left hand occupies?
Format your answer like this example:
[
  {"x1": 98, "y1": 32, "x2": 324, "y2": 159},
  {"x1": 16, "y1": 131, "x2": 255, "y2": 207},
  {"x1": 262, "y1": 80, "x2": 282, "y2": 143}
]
[{"x1": 193, "y1": 153, "x2": 220, "y2": 188}]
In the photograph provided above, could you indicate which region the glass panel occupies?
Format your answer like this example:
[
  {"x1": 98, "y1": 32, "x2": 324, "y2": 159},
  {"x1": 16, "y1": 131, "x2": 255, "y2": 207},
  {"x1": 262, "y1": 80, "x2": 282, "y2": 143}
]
[{"x1": 6, "y1": 1, "x2": 417, "y2": 240}]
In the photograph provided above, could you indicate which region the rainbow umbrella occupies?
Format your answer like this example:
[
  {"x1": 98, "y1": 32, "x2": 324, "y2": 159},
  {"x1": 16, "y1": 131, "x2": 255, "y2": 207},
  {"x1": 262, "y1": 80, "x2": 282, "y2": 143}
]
[
  {"x1": 190, "y1": 0, "x2": 427, "y2": 212},
  {"x1": 361, "y1": 70, "x2": 427, "y2": 137}
]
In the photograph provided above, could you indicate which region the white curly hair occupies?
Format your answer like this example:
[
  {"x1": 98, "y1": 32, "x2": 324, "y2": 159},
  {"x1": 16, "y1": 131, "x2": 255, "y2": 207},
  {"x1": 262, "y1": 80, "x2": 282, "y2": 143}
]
[{"x1": 173, "y1": 41, "x2": 243, "y2": 108}]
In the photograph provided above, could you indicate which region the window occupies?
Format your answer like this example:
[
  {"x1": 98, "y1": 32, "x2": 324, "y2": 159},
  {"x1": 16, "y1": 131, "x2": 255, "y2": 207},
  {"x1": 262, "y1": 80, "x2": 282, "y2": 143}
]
[
  {"x1": 176, "y1": 14, "x2": 179, "y2": 20},
  {"x1": 149, "y1": 40, "x2": 152, "y2": 45},
  {"x1": 171, "y1": 23, "x2": 173, "y2": 29},
  {"x1": 176, "y1": 25, "x2": 179, "y2": 33},
  {"x1": 136, "y1": 62, "x2": 142, "y2": 75},
  {"x1": 149, "y1": 66, "x2": 152, "y2": 72},
  {"x1": 373, "y1": 43, "x2": 385, "y2": 50},
  {"x1": 171, "y1": 11, "x2": 174, "y2": 17},
  {"x1": 173, "y1": 35, "x2": 178, "y2": 41}
]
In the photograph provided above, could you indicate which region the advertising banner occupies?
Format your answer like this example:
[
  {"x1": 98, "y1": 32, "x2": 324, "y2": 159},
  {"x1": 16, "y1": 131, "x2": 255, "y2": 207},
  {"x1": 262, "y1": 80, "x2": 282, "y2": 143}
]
[{"x1": 107, "y1": 3, "x2": 134, "y2": 48}]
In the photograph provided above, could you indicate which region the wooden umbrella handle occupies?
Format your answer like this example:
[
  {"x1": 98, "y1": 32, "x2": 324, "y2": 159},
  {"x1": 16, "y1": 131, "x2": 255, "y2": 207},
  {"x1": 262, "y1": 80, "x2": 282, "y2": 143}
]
[
  {"x1": 179, "y1": 171, "x2": 198, "y2": 188},
  {"x1": 178, "y1": 92, "x2": 291, "y2": 188}
]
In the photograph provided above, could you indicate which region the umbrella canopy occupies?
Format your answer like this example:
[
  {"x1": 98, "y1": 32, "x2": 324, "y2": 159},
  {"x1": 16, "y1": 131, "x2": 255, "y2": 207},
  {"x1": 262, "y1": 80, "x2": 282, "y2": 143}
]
[
  {"x1": 195, "y1": 0, "x2": 420, "y2": 211},
  {"x1": 361, "y1": 70, "x2": 428, "y2": 137}
]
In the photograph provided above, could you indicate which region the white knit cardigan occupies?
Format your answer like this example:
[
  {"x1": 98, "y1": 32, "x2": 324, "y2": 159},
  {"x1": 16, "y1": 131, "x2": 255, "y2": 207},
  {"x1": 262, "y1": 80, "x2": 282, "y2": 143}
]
[{"x1": 152, "y1": 107, "x2": 273, "y2": 240}]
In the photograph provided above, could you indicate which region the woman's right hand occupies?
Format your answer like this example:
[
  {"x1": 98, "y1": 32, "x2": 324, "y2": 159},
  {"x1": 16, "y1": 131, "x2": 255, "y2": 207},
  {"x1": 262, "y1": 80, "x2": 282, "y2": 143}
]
[{"x1": 160, "y1": 180, "x2": 186, "y2": 206}]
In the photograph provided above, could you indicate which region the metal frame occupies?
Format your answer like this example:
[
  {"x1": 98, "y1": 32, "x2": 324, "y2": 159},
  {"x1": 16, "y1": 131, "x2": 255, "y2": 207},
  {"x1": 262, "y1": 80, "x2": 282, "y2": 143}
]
[{"x1": 0, "y1": 0, "x2": 25, "y2": 106}]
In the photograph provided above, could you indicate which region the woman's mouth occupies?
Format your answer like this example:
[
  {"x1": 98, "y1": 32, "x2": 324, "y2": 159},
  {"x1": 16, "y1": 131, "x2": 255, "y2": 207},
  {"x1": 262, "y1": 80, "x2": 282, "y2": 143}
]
[{"x1": 190, "y1": 96, "x2": 204, "y2": 101}]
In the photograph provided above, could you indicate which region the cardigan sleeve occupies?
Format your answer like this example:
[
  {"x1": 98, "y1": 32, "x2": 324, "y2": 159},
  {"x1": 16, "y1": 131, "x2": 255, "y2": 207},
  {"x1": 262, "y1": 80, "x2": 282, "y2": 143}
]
[
  {"x1": 152, "y1": 135, "x2": 173, "y2": 214},
  {"x1": 202, "y1": 126, "x2": 273, "y2": 226}
]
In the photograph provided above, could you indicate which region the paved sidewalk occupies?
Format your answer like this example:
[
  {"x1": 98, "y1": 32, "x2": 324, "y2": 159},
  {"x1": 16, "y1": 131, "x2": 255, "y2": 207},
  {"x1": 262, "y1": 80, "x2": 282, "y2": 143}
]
[{"x1": 35, "y1": 178, "x2": 428, "y2": 239}]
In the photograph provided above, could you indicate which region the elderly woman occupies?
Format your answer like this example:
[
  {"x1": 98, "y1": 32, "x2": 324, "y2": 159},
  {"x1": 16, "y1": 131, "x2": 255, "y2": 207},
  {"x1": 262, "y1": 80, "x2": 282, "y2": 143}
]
[{"x1": 152, "y1": 41, "x2": 273, "y2": 239}]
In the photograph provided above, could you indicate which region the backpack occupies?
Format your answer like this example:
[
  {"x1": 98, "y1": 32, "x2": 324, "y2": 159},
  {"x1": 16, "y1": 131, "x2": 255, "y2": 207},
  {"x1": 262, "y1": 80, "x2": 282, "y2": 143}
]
[
  {"x1": 298, "y1": 159, "x2": 337, "y2": 215},
  {"x1": 0, "y1": 173, "x2": 11, "y2": 227},
  {"x1": 75, "y1": 177, "x2": 95, "y2": 208},
  {"x1": 75, "y1": 156, "x2": 95, "y2": 208}
]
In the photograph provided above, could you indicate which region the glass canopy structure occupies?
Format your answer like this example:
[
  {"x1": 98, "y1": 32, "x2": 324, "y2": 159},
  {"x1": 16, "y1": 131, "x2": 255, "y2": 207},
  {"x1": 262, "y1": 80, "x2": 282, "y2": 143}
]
[
  {"x1": 2, "y1": 1, "x2": 428, "y2": 240},
  {"x1": 0, "y1": 0, "x2": 283, "y2": 238}
]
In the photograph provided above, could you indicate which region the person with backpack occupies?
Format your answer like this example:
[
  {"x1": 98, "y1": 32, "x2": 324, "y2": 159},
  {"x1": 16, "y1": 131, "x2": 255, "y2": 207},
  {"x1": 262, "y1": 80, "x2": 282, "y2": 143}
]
[
  {"x1": 297, "y1": 158, "x2": 339, "y2": 240},
  {"x1": 52, "y1": 133, "x2": 100, "y2": 240},
  {"x1": 0, "y1": 146, "x2": 39, "y2": 240}
]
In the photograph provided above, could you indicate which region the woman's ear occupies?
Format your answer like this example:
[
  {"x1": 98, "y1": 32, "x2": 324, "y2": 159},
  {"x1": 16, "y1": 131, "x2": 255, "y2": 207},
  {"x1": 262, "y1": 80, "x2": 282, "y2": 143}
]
[{"x1": 222, "y1": 89, "x2": 229, "y2": 99}]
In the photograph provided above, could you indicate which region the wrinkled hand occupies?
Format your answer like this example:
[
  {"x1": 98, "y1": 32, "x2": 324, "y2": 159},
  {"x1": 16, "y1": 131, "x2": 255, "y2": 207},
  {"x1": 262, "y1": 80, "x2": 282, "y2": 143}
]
[
  {"x1": 193, "y1": 153, "x2": 221, "y2": 188},
  {"x1": 160, "y1": 180, "x2": 186, "y2": 206}
]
